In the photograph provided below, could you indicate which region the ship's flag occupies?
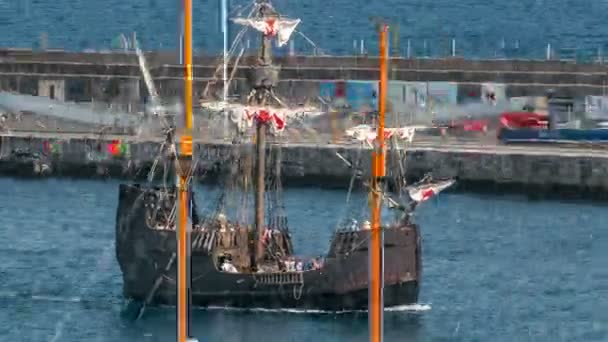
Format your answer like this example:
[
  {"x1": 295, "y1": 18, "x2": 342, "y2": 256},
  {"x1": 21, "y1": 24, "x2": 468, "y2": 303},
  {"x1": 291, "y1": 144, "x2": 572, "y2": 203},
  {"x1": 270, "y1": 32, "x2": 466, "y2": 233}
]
[
  {"x1": 43, "y1": 140, "x2": 62, "y2": 155},
  {"x1": 408, "y1": 179, "x2": 455, "y2": 202},
  {"x1": 107, "y1": 140, "x2": 120, "y2": 156},
  {"x1": 107, "y1": 140, "x2": 129, "y2": 157},
  {"x1": 232, "y1": 17, "x2": 301, "y2": 47}
]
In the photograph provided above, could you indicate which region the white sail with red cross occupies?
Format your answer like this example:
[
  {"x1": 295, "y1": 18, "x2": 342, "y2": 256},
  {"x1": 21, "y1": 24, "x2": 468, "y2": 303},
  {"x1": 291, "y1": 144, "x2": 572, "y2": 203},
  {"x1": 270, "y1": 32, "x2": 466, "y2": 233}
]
[
  {"x1": 408, "y1": 179, "x2": 455, "y2": 202},
  {"x1": 201, "y1": 101, "x2": 323, "y2": 134},
  {"x1": 345, "y1": 125, "x2": 418, "y2": 145},
  {"x1": 233, "y1": 105, "x2": 323, "y2": 134},
  {"x1": 232, "y1": 17, "x2": 301, "y2": 47}
]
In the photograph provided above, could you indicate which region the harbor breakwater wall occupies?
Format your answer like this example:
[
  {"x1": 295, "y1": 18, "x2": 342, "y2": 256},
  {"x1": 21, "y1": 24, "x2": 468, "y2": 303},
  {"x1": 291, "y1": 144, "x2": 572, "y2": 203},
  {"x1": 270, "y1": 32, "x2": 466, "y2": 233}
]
[
  {"x1": 3, "y1": 50, "x2": 608, "y2": 107},
  {"x1": 2, "y1": 134, "x2": 608, "y2": 196}
]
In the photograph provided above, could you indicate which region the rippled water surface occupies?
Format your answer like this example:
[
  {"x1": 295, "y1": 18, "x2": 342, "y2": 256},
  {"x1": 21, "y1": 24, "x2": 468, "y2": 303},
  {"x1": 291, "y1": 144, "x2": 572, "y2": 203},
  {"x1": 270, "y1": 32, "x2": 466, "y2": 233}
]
[{"x1": 0, "y1": 178, "x2": 606, "y2": 341}]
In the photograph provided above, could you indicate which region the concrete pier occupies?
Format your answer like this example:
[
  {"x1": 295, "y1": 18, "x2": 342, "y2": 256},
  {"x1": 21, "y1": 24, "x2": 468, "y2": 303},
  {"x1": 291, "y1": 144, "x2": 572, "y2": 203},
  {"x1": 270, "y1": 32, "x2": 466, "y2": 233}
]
[
  {"x1": 1, "y1": 132, "x2": 607, "y2": 196},
  {"x1": 2, "y1": 49, "x2": 608, "y2": 196}
]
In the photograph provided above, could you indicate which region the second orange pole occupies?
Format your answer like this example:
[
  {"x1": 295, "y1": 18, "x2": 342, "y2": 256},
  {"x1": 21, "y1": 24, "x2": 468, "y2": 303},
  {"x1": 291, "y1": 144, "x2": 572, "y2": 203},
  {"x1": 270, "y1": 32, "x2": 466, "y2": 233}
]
[
  {"x1": 369, "y1": 24, "x2": 388, "y2": 342},
  {"x1": 177, "y1": 0, "x2": 193, "y2": 341}
]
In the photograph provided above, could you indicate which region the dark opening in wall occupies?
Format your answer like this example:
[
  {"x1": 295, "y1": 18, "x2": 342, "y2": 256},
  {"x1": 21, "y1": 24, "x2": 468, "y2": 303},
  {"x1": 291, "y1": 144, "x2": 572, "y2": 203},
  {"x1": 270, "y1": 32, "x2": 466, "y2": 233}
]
[{"x1": 66, "y1": 78, "x2": 90, "y2": 102}]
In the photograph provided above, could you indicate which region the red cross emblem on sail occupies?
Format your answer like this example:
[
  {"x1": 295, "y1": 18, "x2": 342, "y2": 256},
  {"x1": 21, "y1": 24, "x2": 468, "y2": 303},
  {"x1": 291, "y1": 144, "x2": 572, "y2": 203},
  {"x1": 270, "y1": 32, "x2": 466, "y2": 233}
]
[
  {"x1": 273, "y1": 114, "x2": 285, "y2": 130},
  {"x1": 420, "y1": 188, "x2": 436, "y2": 201},
  {"x1": 264, "y1": 19, "x2": 278, "y2": 36},
  {"x1": 253, "y1": 109, "x2": 285, "y2": 131}
]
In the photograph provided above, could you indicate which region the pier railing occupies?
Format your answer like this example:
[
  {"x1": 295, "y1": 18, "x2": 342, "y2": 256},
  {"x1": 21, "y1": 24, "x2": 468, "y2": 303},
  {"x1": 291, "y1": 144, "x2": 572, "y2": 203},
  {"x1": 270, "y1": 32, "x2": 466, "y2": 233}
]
[{"x1": 6, "y1": 35, "x2": 608, "y2": 64}]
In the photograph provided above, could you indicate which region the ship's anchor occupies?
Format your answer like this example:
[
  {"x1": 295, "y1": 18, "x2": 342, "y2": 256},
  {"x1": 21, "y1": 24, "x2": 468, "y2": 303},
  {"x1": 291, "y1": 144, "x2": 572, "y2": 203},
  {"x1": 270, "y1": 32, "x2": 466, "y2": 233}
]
[{"x1": 293, "y1": 281, "x2": 304, "y2": 301}]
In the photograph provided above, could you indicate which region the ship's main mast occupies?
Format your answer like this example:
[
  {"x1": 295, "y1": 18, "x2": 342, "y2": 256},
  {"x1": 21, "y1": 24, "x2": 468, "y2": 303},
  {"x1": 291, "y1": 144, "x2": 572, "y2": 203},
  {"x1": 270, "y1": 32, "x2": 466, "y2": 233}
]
[
  {"x1": 249, "y1": 0, "x2": 280, "y2": 266},
  {"x1": 229, "y1": 0, "x2": 301, "y2": 269}
]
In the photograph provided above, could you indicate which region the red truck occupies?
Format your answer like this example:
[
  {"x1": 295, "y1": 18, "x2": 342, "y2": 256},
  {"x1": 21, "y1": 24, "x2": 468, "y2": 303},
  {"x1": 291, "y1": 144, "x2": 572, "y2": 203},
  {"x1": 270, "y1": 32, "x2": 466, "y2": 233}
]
[{"x1": 434, "y1": 111, "x2": 548, "y2": 137}]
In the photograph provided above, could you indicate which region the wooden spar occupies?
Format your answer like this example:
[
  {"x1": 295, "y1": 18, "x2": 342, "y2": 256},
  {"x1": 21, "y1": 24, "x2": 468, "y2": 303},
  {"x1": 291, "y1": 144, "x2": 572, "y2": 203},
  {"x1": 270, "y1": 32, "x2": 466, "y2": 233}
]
[
  {"x1": 177, "y1": 0, "x2": 193, "y2": 341},
  {"x1": 369, "y1": 24, "x2": 388, "y2": 342}
]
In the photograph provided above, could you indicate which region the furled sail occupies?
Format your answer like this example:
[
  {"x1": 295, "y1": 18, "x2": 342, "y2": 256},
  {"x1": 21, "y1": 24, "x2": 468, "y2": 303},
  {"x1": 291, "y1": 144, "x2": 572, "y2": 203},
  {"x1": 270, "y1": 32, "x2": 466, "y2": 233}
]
[
  {"x1": 232, "y1": 17, "x2": 301, "y2": 47},
  {"x1": 345, "y1": 125, "x2": 418, "y2": 144},
  {"x1": 201, "y1": 101, "x2": 323, "y2": 134}
]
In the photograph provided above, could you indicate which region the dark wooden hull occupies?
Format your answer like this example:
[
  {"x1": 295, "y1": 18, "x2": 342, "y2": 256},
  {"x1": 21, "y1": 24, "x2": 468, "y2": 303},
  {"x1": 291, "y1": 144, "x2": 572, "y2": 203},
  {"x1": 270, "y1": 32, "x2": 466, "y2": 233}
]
[
  {"x1": 151, "y1": 278, "x2": 418, "y2": 311},
  {"x1": 115, "y1": 183, "x2": 421, "y2": 311}
]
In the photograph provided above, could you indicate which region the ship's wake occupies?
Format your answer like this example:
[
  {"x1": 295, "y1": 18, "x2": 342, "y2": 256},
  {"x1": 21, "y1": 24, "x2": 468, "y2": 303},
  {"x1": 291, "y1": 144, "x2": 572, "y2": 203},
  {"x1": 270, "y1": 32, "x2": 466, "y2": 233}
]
[
  {"x1": 197, "y1": 303, "x2": 431, "y2": 315},
  {"x1": 0, "y1": 290, "x2": 430, "y2": 314},
  {"x1": 0, "y1": 291, "x2": 84, "y2": 303}
]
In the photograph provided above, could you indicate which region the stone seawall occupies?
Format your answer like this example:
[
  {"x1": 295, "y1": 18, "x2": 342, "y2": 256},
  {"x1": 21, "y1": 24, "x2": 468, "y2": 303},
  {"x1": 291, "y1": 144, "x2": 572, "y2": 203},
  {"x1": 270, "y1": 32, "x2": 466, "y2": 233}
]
[
  {"x1": 3, "y1": 50, "x2": 608, "y2": 104},
  {"x1": 2, "y1": 134, "x2": 607, "y2": 196}
]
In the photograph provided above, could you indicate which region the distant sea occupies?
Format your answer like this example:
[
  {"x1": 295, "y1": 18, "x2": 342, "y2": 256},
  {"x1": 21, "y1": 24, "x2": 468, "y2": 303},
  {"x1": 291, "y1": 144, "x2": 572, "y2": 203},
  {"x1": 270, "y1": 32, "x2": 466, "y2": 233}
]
[{"x1": 2, "y1": 0, "x2": 608, "y2": 58}]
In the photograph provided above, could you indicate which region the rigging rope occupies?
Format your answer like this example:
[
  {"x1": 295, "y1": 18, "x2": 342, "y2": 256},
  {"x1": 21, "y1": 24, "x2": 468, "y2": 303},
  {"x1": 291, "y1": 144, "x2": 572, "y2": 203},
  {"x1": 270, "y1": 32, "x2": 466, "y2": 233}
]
[{"x1": 202, "y1": 4, "x2": 257, "y2": 99}]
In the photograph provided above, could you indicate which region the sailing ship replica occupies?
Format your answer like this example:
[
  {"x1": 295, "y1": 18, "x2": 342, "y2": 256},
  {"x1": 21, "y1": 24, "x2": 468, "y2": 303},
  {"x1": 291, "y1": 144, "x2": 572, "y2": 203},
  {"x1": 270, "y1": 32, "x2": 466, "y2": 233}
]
[{"x1": 115, "y1": 0, "x2": 453, "y2": 311}]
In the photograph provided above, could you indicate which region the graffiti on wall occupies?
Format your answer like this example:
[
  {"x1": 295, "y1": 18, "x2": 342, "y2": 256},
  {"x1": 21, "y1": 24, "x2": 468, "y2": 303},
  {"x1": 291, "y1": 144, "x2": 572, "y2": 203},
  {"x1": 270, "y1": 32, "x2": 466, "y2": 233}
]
[
  {"x1": 84, "y1": 139, "x2": 130, "y2": 161},
  {"x1": 320, "y1": 80, "x2": 458, "y2": 125},
  {"x1": 386, "y1": 81, "x2": 458, "y2": 123},
  {"x1": 387, "y1": 81, "x2": 457, "y2": 110},
  {"x1": 585, "y1": 96, "x2": 608, "y2": 120},
  {"x1": 346, "y1": 81, "x2": 378, "y2": 112},
  {"x1": 510, "y1": 96, "x2": 548, "y2": 114},
  {"x1": 428, "y1": 82, "x2": 458, "y2": 107},
  {"x1": 319, "y1": 80, "x2": 378, "y2": 112},
  {"x1": 42, "y1": 140, "x2": 63, "y2": 156}
]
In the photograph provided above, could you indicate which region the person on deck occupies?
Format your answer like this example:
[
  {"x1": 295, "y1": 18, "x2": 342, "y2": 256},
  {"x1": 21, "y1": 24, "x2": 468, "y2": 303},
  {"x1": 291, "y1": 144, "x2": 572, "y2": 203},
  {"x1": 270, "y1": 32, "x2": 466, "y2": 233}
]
[
  {"x1": 220, "y1": 256, "x2": 239, "y2": 273},
  {"x1": 311, "y1": 258, "x2": 323, "y2": 270},
  {"x1": 221, "y1": 261, "x2": 238, "y2": 273},
  {"x1": 217, "y1": 213, "x2": 228, "y2": 232},
  {"x1": 361, "y1": 221, "x2": 371, "y2": 230}
]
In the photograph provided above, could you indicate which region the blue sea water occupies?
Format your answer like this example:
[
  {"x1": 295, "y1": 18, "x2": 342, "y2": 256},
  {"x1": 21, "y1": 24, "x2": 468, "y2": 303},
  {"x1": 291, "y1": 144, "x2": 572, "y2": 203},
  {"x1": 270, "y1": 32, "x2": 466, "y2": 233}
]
[
  {"x1": 2, "y1": 0, "x2": 608, "y2": 58},
  {"x1": 0, "y1": 177, "x2": 606, "y2": 341}
]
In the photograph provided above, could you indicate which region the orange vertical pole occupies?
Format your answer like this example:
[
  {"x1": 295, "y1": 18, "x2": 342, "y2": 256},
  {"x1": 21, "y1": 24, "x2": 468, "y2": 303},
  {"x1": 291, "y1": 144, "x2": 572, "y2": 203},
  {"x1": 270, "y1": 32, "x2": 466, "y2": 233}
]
[
  {"x1": 369, "y1": 24, "x2": 388, "y2": 342},
  {"x1": 177, "y1": 176, "x2": 189, "y2": 342},
  {"x1": 177, "y1": 0, "x2": 193, "y2": 341}
]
